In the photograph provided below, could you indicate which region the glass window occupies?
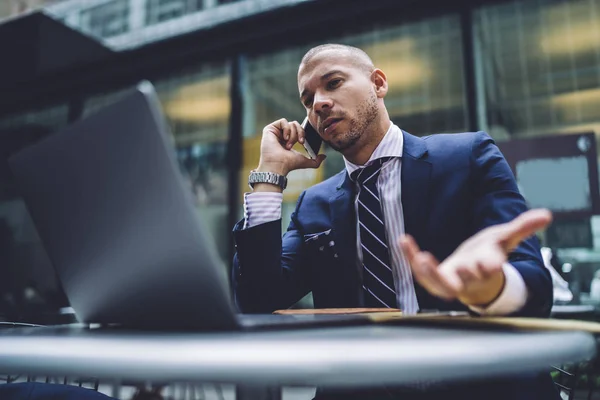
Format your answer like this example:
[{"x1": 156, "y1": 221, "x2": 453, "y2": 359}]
[
  {"x1": 0, "y1": 104, "x2": 70, "y2": 323},
  {"x1": 240, "y1": 15, "x2": 468, "y2": 225},
  {"x1": 475, "y1": 0, "x2": 600, "y2": 307},
  {"x1": 83, "y1": 62, "x2": 231, "y2": 264},
  {"x1": 79, "y1": 0, "x2": 130, "y2": 38},
  {"x1": 475, "y1": 0, "x2": 600, "y2": 138},
  {"x1": 155, "y1": 64, "x2": 231, "y2": 263},
  {"x1": 361, "y1": 18, "x2": 467, "y2": 136},
  {"x1": 145, "y1": 0, "x2": 204, "y2": 26}
]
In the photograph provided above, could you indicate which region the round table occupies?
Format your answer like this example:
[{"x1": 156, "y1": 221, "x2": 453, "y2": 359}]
[
  {"x1": 0, "y1": 324, "x2": 594, "y2": 388},
  {"x1": 551, "y1": 305, "x2": 598, "y2": 320}
]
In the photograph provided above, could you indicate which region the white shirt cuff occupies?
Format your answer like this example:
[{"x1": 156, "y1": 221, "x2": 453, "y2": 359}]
[
  {"x1": 469, "y1": 263, "x2": 528, "y2": 316},
  {"x1": 243, "y1": 192, "x2": 283, "y2": 229}
]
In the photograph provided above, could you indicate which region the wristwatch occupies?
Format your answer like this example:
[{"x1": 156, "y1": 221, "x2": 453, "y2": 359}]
[{"x1": 248, "y1": 170, "x2": 288, "y2": 190}]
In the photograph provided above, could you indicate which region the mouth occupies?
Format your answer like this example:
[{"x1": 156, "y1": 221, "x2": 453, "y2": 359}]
[{"x1": 322, "y1": 118, "x2": 342, "y2": 135}]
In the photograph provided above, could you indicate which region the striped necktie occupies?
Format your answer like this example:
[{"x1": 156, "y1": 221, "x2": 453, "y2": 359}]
[{"x1": 352, "y1": 157, "x2": 397, "y2": 308}]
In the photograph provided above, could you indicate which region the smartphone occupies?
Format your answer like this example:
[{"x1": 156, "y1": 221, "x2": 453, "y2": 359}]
[{"x1": 301, "y1": 117, "x2": 323, "y2": 160}]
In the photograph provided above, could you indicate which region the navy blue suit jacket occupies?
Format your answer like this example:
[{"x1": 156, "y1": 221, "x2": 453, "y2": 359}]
[
  {"x1": 0, "y1": 383, "x2": 114, "y2": 399},
  {"x1": 232, "y1": 131, "x2": 553, "y2": 317}
]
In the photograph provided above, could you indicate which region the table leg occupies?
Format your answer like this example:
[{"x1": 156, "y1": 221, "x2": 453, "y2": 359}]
[
  {"x1": 236, "y1": 385, "x2": 282, "y2": 400},
  {"x1": 110, "y1": 380, "x2": 121, "y2": 399}
]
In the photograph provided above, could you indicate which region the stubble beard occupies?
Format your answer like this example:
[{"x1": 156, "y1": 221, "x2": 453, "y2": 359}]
[{"x1": 325, "y1": 93, "x2": 379, "y2": 153}]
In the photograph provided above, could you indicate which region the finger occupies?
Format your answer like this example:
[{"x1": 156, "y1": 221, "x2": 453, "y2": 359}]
[
  {"x1": 410, "y1": 252, "x2": 442, "y2": 289},
  {"x1": 499, "y1": 209, "x2": 552, "y2": 252},
  {"x1": 475, "y1": 248, "x2": 506, "y2": 278},
  {"x1": 281, "y1": 120, "x2": 293, "y2": 143},
  {"x1": 399, "y1": 235, "x2": 421, "y2": 263},
  {"x1": 289, "y1": 121, "x2": 303, "y2": 145},
  {"x1": 269, "y1": 118, "x2": 289, "y2": 140},
  {"x1": 410, "y1": 252, "x2": 460, "y2": 300},
  {"x1": 401, "y1": 236, "x2": 446, "y2": 295},
  {"x1": 455, "y1": 265, "x2": 482, "y2": 283},
  {"x1": 399, "y1": 236, "x2": 457, "y2": 297},
  {"x1": 312, "y1": 153, "x2": 327, "y2": 168},
  {"x1": 291, "y1": 151, "x2": 326, "y2": 169},
  {"x1": 427, "y1": 258, "x2": 464, "y2": 299},
  {"x1": 297, "y1": 121, "x2": 306, "y2": 144},
  {"x1": 476, "y1": 263, "x2": 504, "y2": 282},
  {"x1": 286, "y1": 122, "x2": 299, "y2": 149}
]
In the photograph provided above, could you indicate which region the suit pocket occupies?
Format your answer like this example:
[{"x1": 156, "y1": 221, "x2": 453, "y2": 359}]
[
  {"x1": 303, "y1": 229, "x2": 339, "y2": 259},
  {"x1": 303, "y1": 229, "x2": 332, "y2": 243}
]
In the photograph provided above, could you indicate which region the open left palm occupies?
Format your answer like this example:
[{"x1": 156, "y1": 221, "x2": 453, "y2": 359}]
[{"x1": 399, "y1": 209, "x2": 553, "y2": 307}]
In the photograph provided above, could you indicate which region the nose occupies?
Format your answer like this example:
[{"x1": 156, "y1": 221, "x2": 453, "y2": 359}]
[{"x1": 313, "y1": 91, "x2": 333, "y2": 115}]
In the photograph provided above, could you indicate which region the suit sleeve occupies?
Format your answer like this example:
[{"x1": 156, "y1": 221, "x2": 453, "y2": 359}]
[
  {"x1": 470, "y1": 132, "x2": 553, "y2": 317},
  {"x1": 231, "y1": 191, "x2": 311, "y2": 313}
]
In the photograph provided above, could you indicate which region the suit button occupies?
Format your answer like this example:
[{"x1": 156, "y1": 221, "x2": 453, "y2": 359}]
[
  {"x1": 334, "y1": 254, "x2": 339, "y2": 258},
  {"x1": 329, "y1": 241, "x2": 335, "y2": 247},
  {"x1": 319, "y1": 246, "x2": 324, "y2": 251}
]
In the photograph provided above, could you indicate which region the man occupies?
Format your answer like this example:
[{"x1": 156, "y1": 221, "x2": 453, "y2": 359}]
[{"x1": 232, "y1": 44, "x2": 557, "y2": 399}]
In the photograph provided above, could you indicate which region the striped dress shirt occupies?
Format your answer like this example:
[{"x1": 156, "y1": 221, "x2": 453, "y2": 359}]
[
  {"x1": 243, "y1": 123, "x2": 528, "y2": 315},
  {"x1": 342, "y1": 123, "x2": 418, "y2": 313}
]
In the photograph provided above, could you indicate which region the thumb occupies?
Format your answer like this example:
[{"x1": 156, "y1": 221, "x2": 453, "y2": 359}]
[
  {"x1": 500, "y1": 208, "x2": 552, "y2": 251},
  {"x1": 294, "y1": 153, "x2": 327, "y2": 169},
  {"x1": 312, "y1": 153, "x2": 327, "y2": 168}
]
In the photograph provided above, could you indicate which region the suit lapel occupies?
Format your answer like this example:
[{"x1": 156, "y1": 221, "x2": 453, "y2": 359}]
[
  {"x1": 401, "y1": 131, "x2": 432, "y2": 247},
  {"x1": 329, "y1": 171, "x2": 361, "y2": 303},
  {"x1": 329, "y1": 171, "x2": 357, "y2": 269}
]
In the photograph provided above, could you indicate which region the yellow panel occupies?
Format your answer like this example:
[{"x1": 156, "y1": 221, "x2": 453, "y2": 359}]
[{"x1": 240, "y1": 137, "x2": 324, "y2": 203}]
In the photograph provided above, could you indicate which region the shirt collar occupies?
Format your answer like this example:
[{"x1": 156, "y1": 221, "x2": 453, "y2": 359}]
[{"x1": 344, "y1": 122, "x2": 404, "y2": 179}]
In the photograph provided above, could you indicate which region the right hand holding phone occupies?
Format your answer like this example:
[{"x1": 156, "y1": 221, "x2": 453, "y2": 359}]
[{"x1": 257, "y1": 118, "x2": 326, "y2": 177}]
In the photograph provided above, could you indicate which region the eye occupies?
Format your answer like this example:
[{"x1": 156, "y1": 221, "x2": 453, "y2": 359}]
[
  {"x1": 303, "y1": 97, "x2": 313, "y2": 108},
  {"x1": 327, "y1": 79, "x2": 342, "y2": 89}
]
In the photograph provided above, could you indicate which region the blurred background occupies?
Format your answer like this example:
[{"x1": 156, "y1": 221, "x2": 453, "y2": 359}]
[{"x1": 1, "y1": 0, "x2": 600, "y2": 321}]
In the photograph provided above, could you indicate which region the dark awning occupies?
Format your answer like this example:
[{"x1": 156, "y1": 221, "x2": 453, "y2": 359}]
[{"x1": 0, "y1": 11, "x2": 112, "y2": 90}]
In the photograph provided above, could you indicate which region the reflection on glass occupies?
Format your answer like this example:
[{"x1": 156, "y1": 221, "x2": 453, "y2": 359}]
[
  {"x1": 83, "y1": 63, "x2": 231, "y2": 264},
  {"x1": 175, "y1": 143, "x2": 228, "y2": 207},
  {"x1": 145, "y1": 0, "x2": 204, "y2": 26},
  {"x1": 475, "y1": 0, "x2": 600, "y2": 306},
  {"x1": 475, "y1": 0, "x2": 600, "y2": 137},
  {"x1": 79, "y1": 0, "x2": 130, "y2": 38},
  {"x1": 155, "y1": 63, "x2": 231, "y2": 263},
  {"x1": 360, "y1": 20, "x2": 467, "y2": 135}
]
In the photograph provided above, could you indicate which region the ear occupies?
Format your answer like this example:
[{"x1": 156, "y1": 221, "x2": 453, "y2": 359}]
[{"x1": 371, "y1": 68, "x2": 388, "y2": 98}]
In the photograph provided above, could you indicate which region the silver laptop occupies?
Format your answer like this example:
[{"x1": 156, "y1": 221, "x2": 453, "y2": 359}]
[{"x1": 8, "y1": 82, "x2": 372, "y2": 331}]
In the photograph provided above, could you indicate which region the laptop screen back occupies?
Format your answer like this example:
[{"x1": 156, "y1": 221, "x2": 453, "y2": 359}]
[{"x1": 8, "y1": 82, "x2": 238, "y2": 331}]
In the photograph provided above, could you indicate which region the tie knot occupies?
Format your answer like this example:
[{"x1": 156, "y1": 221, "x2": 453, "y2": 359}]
[{"x1": 352, "y1": 157, "x2": 392, "y2": 185}]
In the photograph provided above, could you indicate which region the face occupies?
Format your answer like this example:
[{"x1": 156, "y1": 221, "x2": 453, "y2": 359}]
[{"x1": 298, "y1": 51, "x2": 380, "y2": 153}]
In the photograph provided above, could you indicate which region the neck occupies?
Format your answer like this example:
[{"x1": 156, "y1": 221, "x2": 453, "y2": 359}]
[{"x1": 343, "y1": 113, "x2": 391, "y2": 165}]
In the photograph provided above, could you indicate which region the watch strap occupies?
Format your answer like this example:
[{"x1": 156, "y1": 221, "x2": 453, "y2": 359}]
[{"x1": 248, "y1": 170, "x2": 288, "y2": 190}]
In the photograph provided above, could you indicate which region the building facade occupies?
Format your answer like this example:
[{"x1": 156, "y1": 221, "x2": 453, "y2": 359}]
[
  {"x1": 45, "y1": 0, "x2": 307, "y2": 50},
  {"x1": 0, "y1": 0, "x2": 65, "y2": 19}
]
